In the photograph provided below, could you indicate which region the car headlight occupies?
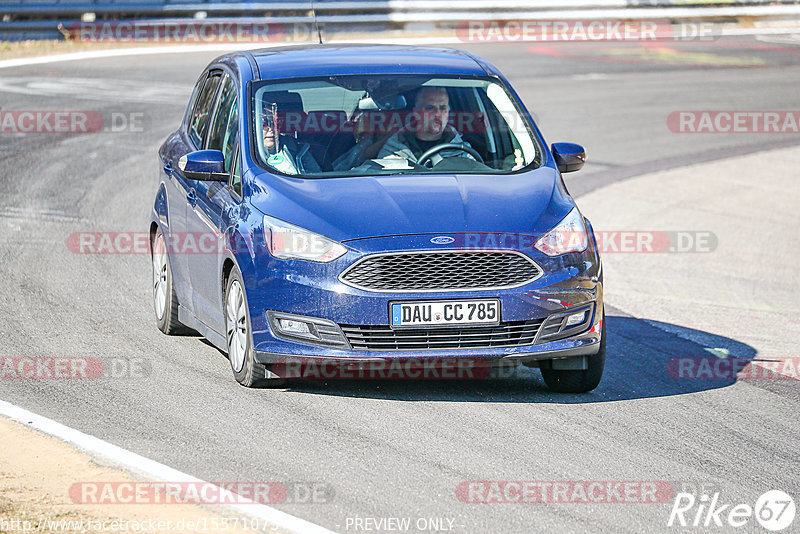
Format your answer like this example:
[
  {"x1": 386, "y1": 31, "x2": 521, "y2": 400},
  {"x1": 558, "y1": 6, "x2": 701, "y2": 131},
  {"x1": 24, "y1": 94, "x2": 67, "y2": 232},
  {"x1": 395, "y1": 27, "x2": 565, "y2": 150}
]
[
  {"x1": 263, "y1": 214, "x2": 347, "y2": 262},
  {"x1": 534, "y1": 207, "x2": 588, "y2": 256}
]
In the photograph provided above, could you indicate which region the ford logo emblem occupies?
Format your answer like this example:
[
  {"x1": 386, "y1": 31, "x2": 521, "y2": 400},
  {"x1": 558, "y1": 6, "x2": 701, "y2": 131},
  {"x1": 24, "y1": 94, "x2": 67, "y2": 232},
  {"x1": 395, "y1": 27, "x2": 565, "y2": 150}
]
[{"x1": 430, "y1": 236, "x2": 455, "y2": 245}]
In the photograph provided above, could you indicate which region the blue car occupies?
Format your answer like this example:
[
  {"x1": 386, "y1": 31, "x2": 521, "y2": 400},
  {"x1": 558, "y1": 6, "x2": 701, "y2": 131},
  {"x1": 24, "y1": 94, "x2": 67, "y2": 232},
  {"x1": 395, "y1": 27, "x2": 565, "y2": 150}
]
[{"x1": 151, "y1": 45, "x2": 605, "y2": 393}]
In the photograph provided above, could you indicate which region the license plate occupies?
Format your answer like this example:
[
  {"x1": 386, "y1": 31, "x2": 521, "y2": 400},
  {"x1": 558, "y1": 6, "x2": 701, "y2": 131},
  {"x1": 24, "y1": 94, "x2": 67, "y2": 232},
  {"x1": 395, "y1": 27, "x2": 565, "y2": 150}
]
[{"x1": 390, "y1": 299, "x2": 500, "y2": 328}]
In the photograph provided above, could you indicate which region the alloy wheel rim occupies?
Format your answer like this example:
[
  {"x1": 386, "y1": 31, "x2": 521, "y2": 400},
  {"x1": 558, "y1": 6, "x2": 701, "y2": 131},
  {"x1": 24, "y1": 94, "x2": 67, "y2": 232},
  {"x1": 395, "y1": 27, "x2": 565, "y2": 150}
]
[
  {"x1": 152, "y1": 236, "x2": 168, "y2": 320},
  {"x1": 226, "y1": 280, "x2": 247, "y2": 373}
]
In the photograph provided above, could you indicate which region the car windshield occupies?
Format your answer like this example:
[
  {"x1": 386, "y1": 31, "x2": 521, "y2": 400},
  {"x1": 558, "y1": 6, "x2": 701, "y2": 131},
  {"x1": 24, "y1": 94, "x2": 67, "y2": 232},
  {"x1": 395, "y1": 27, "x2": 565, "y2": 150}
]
[{"x1": 251, "y1": 75, "x2": 542, "y2": 177}]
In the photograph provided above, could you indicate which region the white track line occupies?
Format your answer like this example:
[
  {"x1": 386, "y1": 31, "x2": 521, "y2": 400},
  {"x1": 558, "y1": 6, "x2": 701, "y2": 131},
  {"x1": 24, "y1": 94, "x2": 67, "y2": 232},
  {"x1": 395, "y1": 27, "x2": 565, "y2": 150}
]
[
  {"x1": 0, "y1": 399, "x2": 336, "y2": 534},
  {"x1": 1, "y1": 27, "x2": 799, "y2": 70},
  {"x1": 0, "y1": 42, "x2": 305, "y2": 70},
  {"x1": 0, "y1": 39, "x2": 463, "y2": 70}
]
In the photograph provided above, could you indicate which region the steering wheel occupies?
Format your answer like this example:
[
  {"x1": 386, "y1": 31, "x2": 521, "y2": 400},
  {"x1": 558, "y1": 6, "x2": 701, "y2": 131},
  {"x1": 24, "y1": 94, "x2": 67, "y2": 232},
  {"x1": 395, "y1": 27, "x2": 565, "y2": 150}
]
[{"x1": 417, "y1": 143, "x2": 484, "y2": 167}]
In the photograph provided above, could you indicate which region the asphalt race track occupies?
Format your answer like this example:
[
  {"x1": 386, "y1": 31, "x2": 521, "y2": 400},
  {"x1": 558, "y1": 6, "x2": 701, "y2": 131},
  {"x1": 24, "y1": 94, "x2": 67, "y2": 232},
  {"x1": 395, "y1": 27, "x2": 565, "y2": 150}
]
[{"x1": 1, "y1": 37, "x2": 799, "y2": 533}]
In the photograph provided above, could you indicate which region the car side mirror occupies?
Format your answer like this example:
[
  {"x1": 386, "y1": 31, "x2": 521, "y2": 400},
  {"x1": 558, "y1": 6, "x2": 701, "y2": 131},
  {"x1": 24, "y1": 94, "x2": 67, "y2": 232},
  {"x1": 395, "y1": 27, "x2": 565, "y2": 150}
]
[
  {"x1": 179, "y1": 150, "x2": 228, "y2": 181},
  {"x1": 552, "y1": 142, "x2": 586, "y2": 173}
]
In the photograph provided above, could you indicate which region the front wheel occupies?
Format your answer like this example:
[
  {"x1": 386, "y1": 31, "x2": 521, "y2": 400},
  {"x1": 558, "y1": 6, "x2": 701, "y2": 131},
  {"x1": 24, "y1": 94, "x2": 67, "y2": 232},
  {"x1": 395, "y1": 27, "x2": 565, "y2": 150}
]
[
  {"x1": 152, "y1": 228, "x2": 188, "y2": 335},
  {"x1": 540, "y1": 316, "x2": 606, "y2": 393},
  {"x1": 225, "y1": 268, "x2": 284, "y2": 388}
]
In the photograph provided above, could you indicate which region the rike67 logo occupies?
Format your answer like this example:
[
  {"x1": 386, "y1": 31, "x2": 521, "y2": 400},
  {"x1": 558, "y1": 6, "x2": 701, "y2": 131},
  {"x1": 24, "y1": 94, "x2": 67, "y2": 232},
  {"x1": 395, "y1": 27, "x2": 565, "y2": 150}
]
[{"x1": 668, "y1": 490, "x2": 795, "y2": 531}]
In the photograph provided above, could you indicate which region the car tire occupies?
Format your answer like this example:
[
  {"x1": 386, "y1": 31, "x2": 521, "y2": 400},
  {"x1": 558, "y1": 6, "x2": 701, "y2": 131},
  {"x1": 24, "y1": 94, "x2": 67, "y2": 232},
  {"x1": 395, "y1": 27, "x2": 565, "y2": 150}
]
[
  {"x1": 225, "y1": 267, "x2": 285, "y2": 388},
  {"x1": 540, "y1": 315, "x2": 606, "y2": 393},
  {"x1": 152, "y1": 228, "x2": 189, "y2": 335}
]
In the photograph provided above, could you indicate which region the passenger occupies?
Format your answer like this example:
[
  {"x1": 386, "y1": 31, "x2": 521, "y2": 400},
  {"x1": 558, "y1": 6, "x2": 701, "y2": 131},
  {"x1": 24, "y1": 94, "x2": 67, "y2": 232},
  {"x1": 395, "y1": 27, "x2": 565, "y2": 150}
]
[
  {"x1": 262, "y1": 102, "x2": 321, "y2": 175},
  {"x1": 332, "y1": 111, "x2": 392, "y2": 171},
  {"x1": 378, "y1": 87, "x2": 475, "y2": 165}
]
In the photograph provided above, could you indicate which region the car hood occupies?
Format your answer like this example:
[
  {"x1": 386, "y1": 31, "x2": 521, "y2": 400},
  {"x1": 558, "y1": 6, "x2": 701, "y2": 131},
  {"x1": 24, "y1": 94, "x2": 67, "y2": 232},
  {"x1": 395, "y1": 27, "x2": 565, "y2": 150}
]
[{"x1": 248, "y1": 167, "x2": 574, "y2": 243}]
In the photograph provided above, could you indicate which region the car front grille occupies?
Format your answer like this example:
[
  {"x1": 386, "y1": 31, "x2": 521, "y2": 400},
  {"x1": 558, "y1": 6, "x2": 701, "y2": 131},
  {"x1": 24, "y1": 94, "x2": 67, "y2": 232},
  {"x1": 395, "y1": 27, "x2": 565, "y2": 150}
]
[
  {"x1": 339, "y1": 251, "x2": 542, "y2": 292},
  {"x1": 340, "y1": 320, "x2": 543, "y2": 351}
]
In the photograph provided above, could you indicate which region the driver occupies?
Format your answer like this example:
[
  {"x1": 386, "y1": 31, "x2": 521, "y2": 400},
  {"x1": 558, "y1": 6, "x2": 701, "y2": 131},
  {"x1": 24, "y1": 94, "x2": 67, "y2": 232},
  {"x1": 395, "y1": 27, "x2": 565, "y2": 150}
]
[{"x1": 378, "y1": 86, "x2": 475, "y2": 165}]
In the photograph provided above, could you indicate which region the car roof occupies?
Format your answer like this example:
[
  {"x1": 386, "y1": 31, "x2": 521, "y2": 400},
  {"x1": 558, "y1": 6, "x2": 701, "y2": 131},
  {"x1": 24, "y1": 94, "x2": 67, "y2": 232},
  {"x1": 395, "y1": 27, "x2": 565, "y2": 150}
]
[{"x1": 243, "y1": 44, "x2": 491, "y2": 80}]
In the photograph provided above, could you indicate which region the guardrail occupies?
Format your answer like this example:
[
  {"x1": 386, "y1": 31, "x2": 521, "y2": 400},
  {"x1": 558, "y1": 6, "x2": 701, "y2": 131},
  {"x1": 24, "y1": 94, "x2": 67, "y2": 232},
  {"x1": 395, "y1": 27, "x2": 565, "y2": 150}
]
[
  {"x1": 2, "y1": 0, "x2": 799, "y2": 41},
  {"x1": 2, "y1": 0, "x2": 799, "y2": 15}
]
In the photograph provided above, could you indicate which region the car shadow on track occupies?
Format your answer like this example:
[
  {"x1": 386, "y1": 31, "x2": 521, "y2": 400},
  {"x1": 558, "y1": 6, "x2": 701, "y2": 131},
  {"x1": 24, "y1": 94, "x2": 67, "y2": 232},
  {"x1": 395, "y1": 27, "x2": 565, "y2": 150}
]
[{"x1": 273, "y1": 314, "x2": 760, "y2": 403}]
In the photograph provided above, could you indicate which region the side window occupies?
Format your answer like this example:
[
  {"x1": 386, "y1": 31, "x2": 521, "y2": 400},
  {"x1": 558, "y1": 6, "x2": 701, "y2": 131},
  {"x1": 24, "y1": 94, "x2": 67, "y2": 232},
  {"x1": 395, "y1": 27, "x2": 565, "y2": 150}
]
[
  {"x1": 184, "y1": 75, "x2": 205, "y2": 128},
  {"x1": 230, "y1": 148, "x2": 242, "y2": 197},
  {"x1": 188, "y1": 73, "x2": 222, "y2": 148},
  {"x1": 207, "y1": 74, "x2": 239, "y2": 171}
]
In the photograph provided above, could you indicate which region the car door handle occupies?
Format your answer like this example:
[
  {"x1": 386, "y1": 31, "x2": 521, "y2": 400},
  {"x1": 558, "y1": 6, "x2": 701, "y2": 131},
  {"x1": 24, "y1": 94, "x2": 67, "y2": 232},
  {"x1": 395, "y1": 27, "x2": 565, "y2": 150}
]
[{"x1": 187, "y1": 189, "x2": 198, "y2": 206}]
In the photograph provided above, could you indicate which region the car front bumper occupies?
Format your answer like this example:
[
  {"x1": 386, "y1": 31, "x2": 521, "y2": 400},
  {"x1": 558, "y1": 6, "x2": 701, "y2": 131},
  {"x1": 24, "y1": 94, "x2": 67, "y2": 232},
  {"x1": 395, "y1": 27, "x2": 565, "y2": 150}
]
[{"x1": 243, "y1": 233, "x2": 603, "y2": 367}]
